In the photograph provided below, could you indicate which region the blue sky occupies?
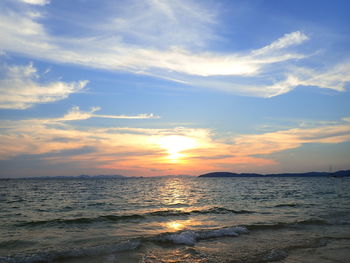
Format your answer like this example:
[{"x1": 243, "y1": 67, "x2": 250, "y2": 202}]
[{"x1": 0, "y1": 0, "x2": 349, "y2": 177}]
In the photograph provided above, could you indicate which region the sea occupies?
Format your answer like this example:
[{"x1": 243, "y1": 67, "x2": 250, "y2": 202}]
[{"x1": 0, "y1": 176, "x2": 349, "y2": 263}]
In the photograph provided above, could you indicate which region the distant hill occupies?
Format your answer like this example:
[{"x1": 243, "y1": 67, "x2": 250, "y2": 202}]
[
  {"x1": 330, "y1": 170, "x2": 350, "y2": 177},
  {"x1": 13, "y1": 174, "x2": 127, "y2": 180},
  {"x1": 198, "y1": 170, "x2": 350, "y2": 178}
]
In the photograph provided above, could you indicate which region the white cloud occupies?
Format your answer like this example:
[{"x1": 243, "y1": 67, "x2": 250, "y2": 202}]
[
  {"x1": 59, "y1": 106, "x2": 159, "y2": 121},
  {"x1": 263, "y1": 62, "x2": 350, "y2": 97},
  {"x1": 253, "y1": 31, "x2": 309, "y2": 56},
  {"x1": 0, "y1": 63, "x2": 88, "y2": 109},
  {"x1": 300, "y1": 62, "x2": 350, "y2": 91},
  {"x1": 95, "y1": 113, "x2": 159, "y2": 119},
  {"x1": 0, "y1": 2, "x2": 308, "y2": 77},
  {"x1": 60, "y1": 106, "x2": 101, "y2": 121},
  {"x1": 0, "y1": 0, "x2": 347, "y2": 98},
  {"x1": 0, "y1": 7, "x2": 296, "y2": 78},
  {"x1": 18, "y1": 0, "x2": 49, "y2": 6},
  {"x1": 0, "y1": 9, "x2": 54, "y2": 54},
  {"x1": 231, "y1": 123, "x2": 350, "y2": 156}
]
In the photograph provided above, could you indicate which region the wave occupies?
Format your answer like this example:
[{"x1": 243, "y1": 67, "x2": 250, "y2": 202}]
[
  {"x1": 191, "y1": 207, "x2": 253, "y2": 214},
  {"x1": 272, "y1": 203, "x2": 316, "y2": 208},
  {"x1": 0, "y1": 240, "x2": 35, "y2": 249},
  {"x1": 16, "y1": 207, "x2": 254, "y2": 227},
  {"x1": 148, "y1": 207, "x2": 253, "y2": 217},
  {"x1": 246, "y1": 218, "x2": 330, "y2": 231},
  {"x1": 274, "y1": 203, "x2": 299, "y2": 208},
  {"x1": 1, "y1": 227, "x2": 249, "y2": 263},
  {"x1": 148, "y1": 218, "x2": 327, "y2": 247},
  {"x1": 298, "y1": 219, "x2": 330, "y2": 225},
  {"x1": 1, "y1": 220, "x2": 334, "y2": 263},
  {"x1": 17, "y1": 214, "x2": 145, "y2": 227},
  {"x1": 0, "y1": 240, "x2": 140, "y2": 263},
  {"x1": 152, "y1": 226, "x2": 249, "y2": 245},
  {"x1": 5, "y1": 199, "x2": 25, "y2": 204},
  {"x1": 147, "y1": 210, "x2": 192, "y2": 216}
]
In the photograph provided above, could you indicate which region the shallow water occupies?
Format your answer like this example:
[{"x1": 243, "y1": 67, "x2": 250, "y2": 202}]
[{"x1": 0, "y1": 176, "x2": 349, "y2": 262}]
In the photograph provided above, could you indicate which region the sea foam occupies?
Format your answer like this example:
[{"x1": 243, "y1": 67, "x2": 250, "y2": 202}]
[{"x1": 158, "y1": 226, "x2": 249, "y2": 245}]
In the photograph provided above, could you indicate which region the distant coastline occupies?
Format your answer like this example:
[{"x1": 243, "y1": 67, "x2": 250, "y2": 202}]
[
  {"x1": 1, "y1": 174, "x2": 128, "y2": 180},
  {"x1": 2, "y1": 170, "x2": 350, "y2": 180},
  {"x1": 198, "y1": 170, "x2": 350, "y2": 178}
]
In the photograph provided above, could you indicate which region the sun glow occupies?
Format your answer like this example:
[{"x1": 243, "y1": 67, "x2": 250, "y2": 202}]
[
  {"x1": 158, "y1": 135, "x2": 197, "y2": 162},
  {"x1": 166, "y1": 221, "x2": 185, "y2": 231}
]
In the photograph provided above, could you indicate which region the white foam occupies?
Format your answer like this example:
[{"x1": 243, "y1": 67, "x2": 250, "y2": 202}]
[
  {"x1": 263, "y1": 249, "x2": 288, "y2": 261},
  {"x1": 199, "y1": 228, "x2": 238, "y2": 239},
  {"x1": 230, "y1": 226, "x2": 250, "y2": 234},
  {"x1": 167, "y1": 231, "x2": 199, "y2": 245},
  {"x1": 163, "y1": 226, "x2": 249, "y2": 245}
]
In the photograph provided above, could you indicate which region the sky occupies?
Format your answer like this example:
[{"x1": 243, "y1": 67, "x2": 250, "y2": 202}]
[{"x1": 0, "y1": 0, "x2": 350, "y2": 177}]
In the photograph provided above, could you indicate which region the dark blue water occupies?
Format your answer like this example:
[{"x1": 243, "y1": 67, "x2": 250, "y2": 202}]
[{"x1": 1, "y1": 176, "x2": 349, "y2": 262}]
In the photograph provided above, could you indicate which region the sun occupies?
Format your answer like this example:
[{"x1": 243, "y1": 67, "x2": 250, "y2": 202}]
[{"x1": 158, "y1": 135, "x2": 197, "y2": 162}]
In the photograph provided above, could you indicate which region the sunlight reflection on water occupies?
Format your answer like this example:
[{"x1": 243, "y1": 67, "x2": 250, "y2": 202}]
[{"x1": 166, "y1": 221, "x2": 185, "y2": 231}]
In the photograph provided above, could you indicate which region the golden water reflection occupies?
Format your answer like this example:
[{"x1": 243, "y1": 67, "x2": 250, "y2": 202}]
[
  {"x1": 157, "y1": 177, "x2": 199, "y2": 207},
  {"x1": 166, "y1": 221, "x2": 185, "y2": 231},
  {"x1": 163, "y1": 219, "x2": 205, "y2": 232}
]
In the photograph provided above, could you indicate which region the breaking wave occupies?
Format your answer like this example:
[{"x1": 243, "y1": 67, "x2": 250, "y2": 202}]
[
  {"x1": 0, "y1": 226, "x2": 249, "y2": 263},
  {"x1": 1, "y1": 220, "x2": 335, "y2": 263},
  {"x1": 16, "y1": 207, "x2": 254, "y2": 227},
  {"x1": 153, "y1": 226, "x2": 249, "y2": 245}
]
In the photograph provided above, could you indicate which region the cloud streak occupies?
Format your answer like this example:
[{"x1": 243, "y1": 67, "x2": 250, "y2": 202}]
[
  {"x1": 262, "y1": 62, "x2": 350, "y2": 97},
  {"x1": 18, "y1": 0, "x2": 49, "y2": 6},
  {"x1": 0, "y1": 0, "x2": 333, "y2": 97},
  {"x1": 231, "y1": 123, "x2": 350, "y2": 156},
  {"x1": 0, "y1": 63, "x2": 87, "y2": 109},
  {"x1": 252, "y1": 31, "x2": 309, "y2": 56},
  {"x1": 58, "y1": 106, "x2": 159, "y2": 121}
]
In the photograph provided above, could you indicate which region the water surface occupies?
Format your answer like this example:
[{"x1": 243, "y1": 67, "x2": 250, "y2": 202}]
[{"x1": 0, "y1": 176, "x2": 349, "y2": 262}]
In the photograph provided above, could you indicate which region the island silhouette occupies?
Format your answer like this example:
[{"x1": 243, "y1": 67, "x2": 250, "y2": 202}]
[{"x1": 198, "y1": 170, "x2": 350, "y2": 178}]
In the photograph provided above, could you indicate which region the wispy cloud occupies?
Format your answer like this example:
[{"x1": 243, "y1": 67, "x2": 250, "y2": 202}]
[
  {"x1": 102, "y1": 0, "x2": 217, "y2": 48},
  {"x1": 0, "y1": 63, "x2": 87, "y2": 109},
  {"x1": 231, "y1": 123, "x2": 350, "y2": 156},
  {"x1": 57, "y1": 106, "x2": 159, "y2": 121},
  {"x1": 0, "y1": 1, "x2": 323, "y2": 98},
  {"x1": 262, "y1": 62, "x2": 350, "y2": 97},
  {"x1": 252, "y1": 31, "x2": 309, "y2": 56},
  {"x1": 1, "y1": 1, "x2": 349, "y2": 98},
  {"x1": 18, "y1": 0, "x2": 49, "y2": 6},
  {"x1": 343, "y1": 117, "x2": 350, "y2": 123}
]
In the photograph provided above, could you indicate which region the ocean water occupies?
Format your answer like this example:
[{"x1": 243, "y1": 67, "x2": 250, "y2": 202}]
[{"x1": 0, "y1": 176, "x2": 349, "y2": 263}]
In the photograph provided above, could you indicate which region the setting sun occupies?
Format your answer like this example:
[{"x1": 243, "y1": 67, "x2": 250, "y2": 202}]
[{"x1": 158, "y1": 135, "x2": 198, "y2": 162}]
